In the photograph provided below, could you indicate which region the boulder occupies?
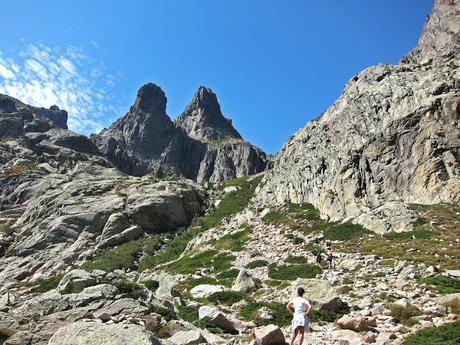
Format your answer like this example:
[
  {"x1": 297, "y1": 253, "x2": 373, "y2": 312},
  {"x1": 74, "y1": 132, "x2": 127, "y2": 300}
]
[
  {"x1": 339, "y1": 259, "x2": 361, "y2": 271},
  {"x1": 231, "y1": 269, "x2": 256, "y2": 293},
  {"x1": 253, "y1": 324, "x2": 285, "y2": 345},
  {"x1": 292, "y1": 278, "x2": 343, "y2": 311},
  {"x1": 167, "y1": 330, "x2": 207, "y2": 345},
  {"x1": 437, "y1": 293, "x2": 460, "y2": 313},
  {"x1": 189, "y1": 284, "x2": 224, "y2": 299},
  {"x1": 446, "y1": 270, "x2": 460, "y2": 278},
  {"x1": 337, "y1": 315, "x2": 377, "y2": 332},
  {"x1": 331, "y1": 329, "x2": 362, "y2": 345},
  {"x1": 57, "y1": 269, "x2": 98, "y2": 294},
  {"x1": 48, "y1": 320, "x2": 161, "y2": 345},
  {"x1": 198, "y1": 305, "x2": 236, "y2": 333}
]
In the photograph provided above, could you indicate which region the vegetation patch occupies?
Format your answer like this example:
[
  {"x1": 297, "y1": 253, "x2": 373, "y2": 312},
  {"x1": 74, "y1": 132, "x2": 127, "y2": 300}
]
[
  {"x1": 166, "y1": 250, "x2": 235, "y2": 275},
  {"x1": 205, "y1": 291, "x2": 246, "y2": 306},
  {"x1": 216, "y1": 269, "x2": 240, "y2": 279},
  {"x1": 28, "y1": 275, "x2": 64, "y2": 293},
  {"x1": 246, "y1": 260, "x2": 269, "y2": 269},
  {"x1": 214, "y1": 225, "x2": 250, "y2": 252},
  {"x1": 193, "y1": 316, "x2": 223, "y2": 334},
  {"x1": 177, "y1": 304, "x2": 200, "y2": 323},
  {"x1": 150, "y1": 305, "x2": 176, "y2": 321},
  {"x1": 2, "y1": 163, "x2": 40, "y2": 176},
  {"x1": 141, "y1": 280, "x2": 159, "y2": 292},
  {"x1": 310, "y1": 304, "x2": 350, "y2": 323},
  {"x1": 385, "y1": 229, "x2": 436, "y2": 240},
  {"x1": 268, "y1": 263, "x2": 321, "y2": 281},
  {"x1": 304, "y1": 242, "x2": 323, "y2": 255},
  {"x1": 139, "y1": 176, "x2": 261, "y2": 272},
  {"x1": 239, "y1": 302, "x2": 291, "y2": 327},
  {"x1": 322, "y1": 222, "x2": 371, "y2": 241},
  {"x1": 262, "y1": 203, "x2": 323, "y2": 234},
  {"x1": 387, "y1": 303, "x2": 421, "y2": 326},
  {"x1": 418, "y1": 276, "x2": 460, "y2": 294},
  {"x1": 285, "y1": 233, "x2": 305, "y2": 245},
  {"x1": 285, "y1": 255, "x2": 308, "y2": 264},
  {"x1": 111, "y1": 279, "x2": 145, "y2": 299},
  {"x1": 403, "y1": 320, "x2": 460, "y2": 345},
  {"x1": 84, "y1": 236, "x2": 159, "y2": 272},
  {"x1": 0, "y1": 225, "x2": 14, "y2": 236}
]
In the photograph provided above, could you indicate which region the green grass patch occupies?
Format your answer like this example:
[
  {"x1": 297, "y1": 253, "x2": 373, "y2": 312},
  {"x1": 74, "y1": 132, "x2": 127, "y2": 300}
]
[
  {"x1": 285, "y1": 233, "x2": 305, "y2": 245},
  {"x1": 239, "y1": 302, "x2": 291, "y2": 327},
  {"x1": 83, "y1": 236, "x2": 159, "y2": 272},
  {"x1": 387, "y1": 303, "x2": 421, "y2": 326},
  {"x1": 166, "y1": 250, "x2": 235, "y2": 275},
  {"x1": 268, "y1": 263, "x2": 321, "y2": 281},
  {"x1": 111, "y1": 279, "x2": 145, "y2": 299},
  {"x1": 310, "y1": 304, "x2": 350, "y2": 323},
  {"x1": 0, "y1": 225, "x2": 14, "y2": 236},
  {"x1": 216, "y1": 269, "x2": 240, "y2": 279},
  {"x1": 285, "y1": 255, "x2": 308, "y2": 264},
  {"x1": 28, "y1": 275, "x2": 64, "y2": 293},
  {"x1": 418, "y1": 276, "x2": 460, "y2": 294},
  {"x1": 139, "y1": 177, "x2": 261, "y2": 272},
  {"x1": 403, "y1": 320, "x2": 460, "y2": 345},
  {"x1": 246, "y1": 260, "x2": 268, "y2": 269},
  {"x1": 193, "y1": 316, "x2": 223, "y2": 334},
  {"x1": 177, "y1": 304, "x2": 200, "y2": 323},
  {"x1": 304, "y1": 242, "x2": 323, "y2": 255},
  {"x1": 206, "y1": 291, "x2": 246, "y2": 306},
  {"x1": 385, "y1": 229, "x2": 436, "y2": 240},
  {"x1": 150, "y1": 305, "x2": 176, "y2": 321},
  {"x1": 322, "y1": 222, "x2": 371, "y2": 241},
  {"x1": 214, "y1": 226, "x2": 250, "y2": 252},
  {"x1": 141, "y1": 280, "x2": 159, "y2": 292}
]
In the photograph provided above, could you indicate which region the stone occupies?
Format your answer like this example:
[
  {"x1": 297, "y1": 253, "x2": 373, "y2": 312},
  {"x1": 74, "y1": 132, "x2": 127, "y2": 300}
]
[
  {"x1": 48, "y1": 320, "x2": 161, "y2": 345},
  {"x1": 339, "y1": 259, "x2": 361, "y2": 271},
  {"x1": 231, "y1": 269, "x2": 256, "y2": 293},
  {"x1": 437, "y1": 293, "x2": 460, "y2": 313},
  {"x1": 292, "y1": 278, "x2": 343, "y2": 311},
  {"x1": 189, "y1": 284, "x2": 224, "y2": 299},
  {"x1": 198, "y1": 305, "x2": 236, "y2": 333},
  {"x1": 253, "y1": 324, "x2": 285, "y2": 345},
  {"x1": 57, "y1": 269, "x2": 98, "y2": 294},
  {"x1": 167, "y1": 330, "x2": 207, "y2": 345},
  {"x1": 446, "y1": 270, "x2": 460, "y2": 278},
  {"x1": 331, "y1": 330, "x2": 362, "y2": 345},
  {"x1": 337, "y1": 316, "x2": 377, "y2": 332}
]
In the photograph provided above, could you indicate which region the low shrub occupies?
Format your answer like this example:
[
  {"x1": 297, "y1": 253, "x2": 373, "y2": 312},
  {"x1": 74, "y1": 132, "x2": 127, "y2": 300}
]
[
  {"x1": 28, "y1": 275, "x2": 64, "y2": 293},
  {"x1": 268, "y1": 263, "x2": 321, "y2": 281},
  {"x1": 166, "y1": 250, "x2": 235, "y2": 275},
  {"x1": 418, "y1": 276, "x2": 460, "y2": 294},
  {"x1": 214, "y1": 226, "x2": 250, "y2": 252},
  {"x1": 323, "y1": 222, "x2": 371, "y2": 241},
  {"x1": 177, "y1": 304, "x2": 200, "y2": 322},
  {"x1": 387, "y1": 303, "x2": 421, "y2": 326},
  {"x1": 141, "y1": 280, "x2": 159, "y2": 292},
  {"x1": 150, "y1": 304, "x2": 176, "y2": 321},
  {"x1": 239, "y1": 302, "x2": 291, "y2": 327},
  {"x1": 285, "y1": 234, "x2": 305, "y2": 245},
  {"x1": 112, "y1": 279, "x2": 145, "y2": 299},
  {"x1": 206, "y1": 291, "x2": 246, "y2": 306},
  {"x1": 310, "y1": 304, "x2": 350, "y2": 323},
  {"x1": 217, "y1": 269, "x2": 240, "y2": 279},
  {"x1": 285, "y1": 255, "x2": 308, "y2": 264},
  {"x1": 193, "y1": 316, "x2": 223, "y2": 334},
  {"x1": 403, "y1": 320, "x2": 460, "y2": 345},
  {"x1": 304, "y1": 243, "x2": 323, "y2": 255},
  {"x1": 385, "y1": 229, "x2": 436, "y2": 240},
  {"x1": 246, "y1": 260, "x2": 269, "y2": 269}
]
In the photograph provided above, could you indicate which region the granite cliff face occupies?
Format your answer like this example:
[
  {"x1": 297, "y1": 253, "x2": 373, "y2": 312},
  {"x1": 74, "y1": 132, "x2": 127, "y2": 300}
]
[
  {"x1": 92, "y1": 84, "x2": 267, "y2": 182},
  {"x1": 258, "y1": 0, "x2": 460, "y2": 233}
]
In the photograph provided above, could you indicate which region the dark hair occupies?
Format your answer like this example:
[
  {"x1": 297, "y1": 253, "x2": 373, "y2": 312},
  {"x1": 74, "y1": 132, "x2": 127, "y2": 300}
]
[{"x1": 297, "y1": 287, "x2": 305, "y2": 297}]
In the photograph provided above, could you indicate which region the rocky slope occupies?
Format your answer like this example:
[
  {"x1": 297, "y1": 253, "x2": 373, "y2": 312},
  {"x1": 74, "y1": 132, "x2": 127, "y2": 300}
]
[
  {"x1": 91, "y1": 84, "x2": 267, "y2": 182},
  {"x1": 258, "y1": 0, "x2": 460, "y2": 233}
]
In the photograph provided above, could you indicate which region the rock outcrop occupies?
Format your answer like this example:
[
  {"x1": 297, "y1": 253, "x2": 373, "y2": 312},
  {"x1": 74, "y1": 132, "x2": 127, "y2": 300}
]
[
  {"x1": 258, "y1": 0, "x2": 460, "y2": 232},
  {"x1": 92, "y1": 83, "x2": 267, "y2": 182}
]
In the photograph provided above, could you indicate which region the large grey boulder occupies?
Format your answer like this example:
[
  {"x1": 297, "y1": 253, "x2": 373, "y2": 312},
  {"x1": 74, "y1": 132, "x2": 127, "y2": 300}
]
[
  {"x1": 189, "y1": 284, "x2": 224, "y2": 299},
  {"x1": 231, "y1": 269, "x2": 256, "y2": 293},
  {"x1": 198, "y1": 305, "x2": 236, "y2": 333},
  {"x1": 337, "y1": 315, "x2": 377, "y2": 332},
  {"x1": 57, "y1": 269, "x2": 98, "y2": 294},
  {"x1": 292, "y1": 278, "x2": 343, "y2": 311},
  {"x1": 253, "y1": 324, "x2": 285, "y2": 345},
  {"x1": 48, "y1": 320, "x2": 161, "y2": 345},
  {"x1": 257, "y1": 0, "x2": 460, "y2": 232},
  {"x1": 167, "y1": 330, "x2": 208, "y2": 345}
]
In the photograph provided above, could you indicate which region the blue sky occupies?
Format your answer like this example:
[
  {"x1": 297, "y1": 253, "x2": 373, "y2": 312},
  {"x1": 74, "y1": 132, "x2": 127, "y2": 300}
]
[{"x1": 0, "y1": 0, "x2": 433, "y2": 153}]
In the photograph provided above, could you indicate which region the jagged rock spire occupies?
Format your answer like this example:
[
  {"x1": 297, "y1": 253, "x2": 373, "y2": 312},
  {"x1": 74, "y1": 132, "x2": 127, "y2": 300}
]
[{"x1": 174, "y1": 86, "x2": 242, "y2": 141}]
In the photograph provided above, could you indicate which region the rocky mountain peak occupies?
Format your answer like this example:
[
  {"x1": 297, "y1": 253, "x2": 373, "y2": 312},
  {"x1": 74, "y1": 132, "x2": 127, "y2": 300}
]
[
  {"x1": 174, "y1": 86, "x2": 242, "y2": 141},
  {"x1": 402, "y1": 0, "x2": 460, "y2": 63},
  {"x1": 131, "y1": 82, "x2": 167, "y2": 115}
]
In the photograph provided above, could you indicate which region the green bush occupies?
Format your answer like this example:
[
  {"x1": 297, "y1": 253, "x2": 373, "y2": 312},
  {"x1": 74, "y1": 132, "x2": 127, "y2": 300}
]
[
  {"x1": 418, "y1": 276, "x2": 460, "y2": 294},
  {"x1": 285, "y1": 234, "x2": 305, "y2": 244},
  {"x1": 262, "y1": 210, "x2": 291, "y2": 224},
  {"x1": 150, "y1": 304, "x2": 176, "y2": 321},
  {"x1": 206, "y1": 291, "x2": 246, "y2": 306},
  {"x1": 177, "y1": 305, "x2": 200, "y2": 322},
  {"x1": 304, "y1": 243, "x2": 323, "y2": 255},
  {"x1": 141, "y1": 280, "x2": 159, "y2": 292},
  {"x1": 166, "y1": 250, "x2": 235, "y2": 275},
  {"x1": 28, "y1": 275, "x2": 64, "y2": 293},
  {"x1": 387, "y1": 303, "x2": 421, "y2": 326},
  {"x1": 323, "y1": 222, "x2": 371, "y2": 241},
  {"x1": 310, "y1": 304, "x2": 350, "y2": 323},
  {"x1": 403, "y1": 320, "x2": 460, "y2": 345},
  {"x1": 285, "y1": 255, "x2": 308, "y2": 264},
  {"x1": 214, "y1": 226, "x2": 250, "y2": 252},
  {"x1": 385, "y1": 229, "x2": 436, "y2": 240},
  {"x1": 239, "y1": 302, "x2": 291, "y2": 327},
  {"x1": 217, "y1": 269, "x2": 240, "y2": 279},
  {"x1": 246, "y1": 260, "x2": 269, "y2": 269},
  {"x1": 83, "y1": 236, "x2": 159, "y2": 272},
  {"x1": 268, "y1": 263, "x2": 321, "y2": 281},
  {"x1": 111, "y1": 279, "x2": 145, "y2": 299},
  {"x1": 193, "y1": 316, "x2": 223, "y2": 334},
  {"x1": 286, "y1": 203, "x2": 321, "y2": 221}
]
